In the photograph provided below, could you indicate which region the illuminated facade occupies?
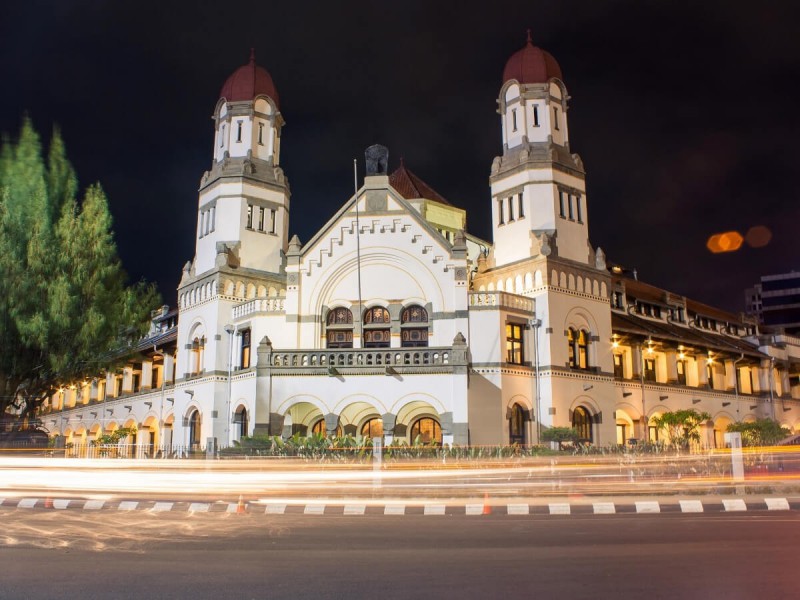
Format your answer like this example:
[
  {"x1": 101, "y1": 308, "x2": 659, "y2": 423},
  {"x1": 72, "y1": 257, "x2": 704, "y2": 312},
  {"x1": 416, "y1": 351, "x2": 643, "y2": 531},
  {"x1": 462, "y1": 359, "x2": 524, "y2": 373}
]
[{"x1": 40, "y1": 40, "x2": 800, "y2": 453}]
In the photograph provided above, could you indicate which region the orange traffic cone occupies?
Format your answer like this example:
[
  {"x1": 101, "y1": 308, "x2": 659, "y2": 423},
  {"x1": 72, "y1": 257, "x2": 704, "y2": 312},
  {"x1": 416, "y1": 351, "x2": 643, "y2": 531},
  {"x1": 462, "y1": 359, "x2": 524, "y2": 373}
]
[
  {"x1": 43, "y1": 497, "x2": 53, "y2": 509},
  {"x1": 482, "y1": 493, "x2": 492, "y2": 515},
  {"x1": 236, "y1": 495, "x2": 247, "y2": 514}
]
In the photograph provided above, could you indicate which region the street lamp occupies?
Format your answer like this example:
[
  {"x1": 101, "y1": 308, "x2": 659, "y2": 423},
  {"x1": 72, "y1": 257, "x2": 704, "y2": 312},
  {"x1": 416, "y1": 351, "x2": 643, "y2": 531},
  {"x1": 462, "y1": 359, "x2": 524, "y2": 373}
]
[
  {"x1": 224, "y1": 324, "x2": 235, "y2": 447},
  {"x1": 528, "y1": 316, "x2": 542, "y2": 444}
]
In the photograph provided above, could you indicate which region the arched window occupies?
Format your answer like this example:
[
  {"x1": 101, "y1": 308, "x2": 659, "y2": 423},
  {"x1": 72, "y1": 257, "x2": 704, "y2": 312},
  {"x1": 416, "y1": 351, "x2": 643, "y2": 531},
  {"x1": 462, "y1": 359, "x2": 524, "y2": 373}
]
[
  {"x1": 360, "y1": 418, "x2": 383, "y2": 438},
  {"x1": 410, "y1": 417, "x2": 442, "y2": 444},
  {"x1": 234, "y1": 407, "x2": 248, "y2": 441},
  {"x1": 572, "y1": 406, "x2": 592, "y2": 442},
  {"x1": 401, "y1": 305, "x2": 428, "y2": 347},
  {"x1": 188, "y1": 410, "x2": 202, "y2": 449},
  {"x1": 509, "y1": 403, "x2": 526, "y2": 445},
  {"x1": 311, "y1": 419, "x2": 342, "y2": 437},
  {"x1": 326, "y1": 307, "x2": 353, "y2": 348},
  {"x1": 363, "y1": 307, "x2": 390, "y2": 348}
]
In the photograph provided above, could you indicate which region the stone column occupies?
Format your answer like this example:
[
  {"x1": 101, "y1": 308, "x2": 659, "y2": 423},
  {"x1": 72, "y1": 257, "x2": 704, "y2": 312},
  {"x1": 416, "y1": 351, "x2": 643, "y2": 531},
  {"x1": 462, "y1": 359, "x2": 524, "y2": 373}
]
[
  {"x1": 665, "y1": 351, "x2": 678, "y2": 384},
  {"x1": 698, "y1": 356, "x2": 709, "y2": 387},
  {"x1": 381, "y1": 413, "x2": 396, "y2": 445},
  {"x1": 254, "y1": 336, "x2": 274, "y2": 436},
  {"x1": 631, "y1": 345, "x2": 643, "y2": 379}
]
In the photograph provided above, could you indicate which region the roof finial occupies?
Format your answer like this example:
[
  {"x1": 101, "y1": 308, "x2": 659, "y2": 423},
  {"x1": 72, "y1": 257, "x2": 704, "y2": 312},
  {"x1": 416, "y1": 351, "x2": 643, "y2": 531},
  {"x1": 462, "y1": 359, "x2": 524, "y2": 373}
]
[
  {"x1": 526, "y1": 29, "x2": 532, "y2": 44},
  {"x1": 249, "y1": 48, "x2": 256, "y2": 63}
]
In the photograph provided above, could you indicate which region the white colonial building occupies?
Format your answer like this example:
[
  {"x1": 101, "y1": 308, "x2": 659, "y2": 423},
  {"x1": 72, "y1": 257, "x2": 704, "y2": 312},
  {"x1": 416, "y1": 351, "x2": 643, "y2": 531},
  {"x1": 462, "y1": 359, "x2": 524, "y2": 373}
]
[{"x1": 40, "y1": 39, "x2": 800, "y2": 454}]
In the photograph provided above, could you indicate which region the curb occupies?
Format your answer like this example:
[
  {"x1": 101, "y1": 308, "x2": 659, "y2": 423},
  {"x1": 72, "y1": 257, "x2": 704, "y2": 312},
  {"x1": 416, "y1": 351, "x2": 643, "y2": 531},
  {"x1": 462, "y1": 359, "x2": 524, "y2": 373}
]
[{"x1": 1, "y1": 496, "x2": 798, "y2": 516}]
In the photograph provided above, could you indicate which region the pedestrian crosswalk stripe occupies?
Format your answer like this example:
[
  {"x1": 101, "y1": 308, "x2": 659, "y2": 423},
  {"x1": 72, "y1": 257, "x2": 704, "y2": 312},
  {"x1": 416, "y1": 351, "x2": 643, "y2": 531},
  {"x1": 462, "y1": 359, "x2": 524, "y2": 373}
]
[
  {"x1": 765, "y1": 498, "x2": 789, "y2": 511},
  {"x1": 507, "y1": 504, "x2": 530, "y2": 515}
]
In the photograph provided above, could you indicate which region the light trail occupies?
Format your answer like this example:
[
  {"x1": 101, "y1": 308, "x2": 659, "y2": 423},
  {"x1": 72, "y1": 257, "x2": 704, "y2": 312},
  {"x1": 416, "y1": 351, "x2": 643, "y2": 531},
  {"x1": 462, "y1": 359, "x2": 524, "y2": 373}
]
[{"x1": 1, "y1": 449, "x2": 798, "y2": 502}]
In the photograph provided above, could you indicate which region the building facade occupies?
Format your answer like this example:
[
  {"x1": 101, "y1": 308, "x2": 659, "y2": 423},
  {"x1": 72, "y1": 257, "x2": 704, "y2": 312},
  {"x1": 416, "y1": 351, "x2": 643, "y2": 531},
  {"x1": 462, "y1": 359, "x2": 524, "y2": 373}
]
[
  {"x1": 39, "y1": 39, "x2": 800, "y2": 453},
  {"x1": 746, "y1": 271, "x2": 800, "y2": 334}
]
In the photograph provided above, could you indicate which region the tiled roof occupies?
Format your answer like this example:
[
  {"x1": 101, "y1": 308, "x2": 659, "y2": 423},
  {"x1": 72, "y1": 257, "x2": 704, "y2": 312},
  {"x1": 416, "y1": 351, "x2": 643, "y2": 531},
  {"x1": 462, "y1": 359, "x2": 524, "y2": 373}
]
[
  {"x1": 219, "y1": 49, "x2": 280, "y2": 107},
  {"x1": 389, "y1": 161, "x2": 453, "y2": 206},
  {"x1": 612, "y1": 312, "x2": 765, "y2": 359}
]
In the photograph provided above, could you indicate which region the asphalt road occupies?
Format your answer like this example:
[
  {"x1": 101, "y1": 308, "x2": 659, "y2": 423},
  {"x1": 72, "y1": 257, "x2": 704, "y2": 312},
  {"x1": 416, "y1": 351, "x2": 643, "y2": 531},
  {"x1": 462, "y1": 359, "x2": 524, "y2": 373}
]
[{"x1": 1, "y1": 509, "x2": 797, "y2": 600}]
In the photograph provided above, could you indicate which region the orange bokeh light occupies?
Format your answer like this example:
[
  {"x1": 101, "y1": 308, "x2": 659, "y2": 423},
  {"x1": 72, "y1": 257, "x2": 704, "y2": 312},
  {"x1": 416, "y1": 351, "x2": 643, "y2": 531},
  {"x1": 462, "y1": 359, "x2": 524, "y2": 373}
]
[
  {"x1": 706, "y1": 231, "x2": 744, "y2": 253},
  {"x1": 745, "y1": 225, "x2": 772, "y2": 248}
]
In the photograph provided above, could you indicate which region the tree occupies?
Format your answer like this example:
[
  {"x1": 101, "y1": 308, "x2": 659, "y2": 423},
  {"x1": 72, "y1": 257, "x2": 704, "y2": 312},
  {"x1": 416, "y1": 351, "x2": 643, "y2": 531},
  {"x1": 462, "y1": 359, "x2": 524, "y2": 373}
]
[
  {"x1": 652, "y1": 409, "x2": 711, "y2": 449},
  {"x1": 0, "y1": 118, "x2": 159, "y2": 419},
  {"x1": 726, "y1": 419, "x2": 791, "y2": 447}
]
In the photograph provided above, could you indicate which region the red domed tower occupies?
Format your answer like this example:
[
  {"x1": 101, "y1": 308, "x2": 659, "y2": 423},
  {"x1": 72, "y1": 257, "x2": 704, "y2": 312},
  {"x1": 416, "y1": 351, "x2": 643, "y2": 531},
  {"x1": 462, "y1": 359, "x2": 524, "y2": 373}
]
[
  {"x1": 488, "y1": 31, "x2": 593, "y2": 268},
  {"x1": 189, "y1": 50, "x2": 290, "y2": 279}
]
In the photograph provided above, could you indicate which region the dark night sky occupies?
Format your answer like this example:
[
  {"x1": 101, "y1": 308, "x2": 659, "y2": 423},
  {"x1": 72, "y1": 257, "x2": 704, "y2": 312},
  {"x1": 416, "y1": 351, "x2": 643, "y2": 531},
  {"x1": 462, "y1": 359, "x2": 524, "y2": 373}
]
[{"x1": 2, "y1": 1, "x2": 799, "y2": 313}]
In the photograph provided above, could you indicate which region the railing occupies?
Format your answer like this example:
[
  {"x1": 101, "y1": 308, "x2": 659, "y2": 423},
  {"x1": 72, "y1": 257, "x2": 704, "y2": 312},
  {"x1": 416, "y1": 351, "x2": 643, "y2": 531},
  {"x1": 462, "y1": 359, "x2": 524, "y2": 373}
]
[
  {"x1": 774, "y1": 333, "x2": 800, "y2": 347},
  {"x1": 469, "y1": 291, "x2": 534, "y2": 312},
  {"x1": 269, "y1": 347, "x2": 453, "y2": 369},
  {"x1": 232, "y1": 297, "x2": 286, "y2": 319},
  {"x1": 50, "y1": 443, "x2": 209, "y2": 459}
]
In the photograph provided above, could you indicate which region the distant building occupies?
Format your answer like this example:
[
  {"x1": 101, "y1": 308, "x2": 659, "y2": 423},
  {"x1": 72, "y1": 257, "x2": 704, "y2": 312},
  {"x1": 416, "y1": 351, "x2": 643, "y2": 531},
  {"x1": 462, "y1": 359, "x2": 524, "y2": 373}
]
[
  {"x1": 39, "y1": 38, "x2": 800, "y2": 453},
  {"x1": 746, "y1": 272, "x2": 800, "y2": 334}
]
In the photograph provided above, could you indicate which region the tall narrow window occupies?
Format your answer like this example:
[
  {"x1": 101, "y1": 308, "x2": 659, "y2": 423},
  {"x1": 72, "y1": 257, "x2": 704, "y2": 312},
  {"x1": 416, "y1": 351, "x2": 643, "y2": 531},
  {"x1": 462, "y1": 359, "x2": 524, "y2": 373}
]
[
  {"x1": 644, "y1": 358, "x2": 656, "y2": 382},
  {"x1": 258, "y1": 207, "x2": 265, "y2": 232},
  {"x1": 567, "y1": 328, "x2": 577, "y2": 368},
  {"x1": 240, "y1": 329, "x2": 251, "y2": 369},
  {"x1": 219, "y1": 124, "x2": 225, "y2": 147},
  {"x1": 578, "y1": 330, "x2": 589, "y2": 369},
  {"x1": 614, "y1": 354, "x2": 624, "y2": 378},
  {"x1": 236, "y1": 120, "x2": 243, "y2": 143},
  {"x1": 553, "y1": 106, "x2": 560, "y2": 131},
  {"x1": 517, "y1": 193, "x2": 524, "y2": 218},
  {"x1": 511, "y1": 109, "x2": 518, "y2": 131},
  {"x1": 568, "y1": 194, "x2": 575, "y2": 220},
  {"x1": 509, "y1": 404, "x2": 526, "y2": 445},
  {"x1": 559, "y1": 191, "x2": 566, "y2": 218},
  {"x1": 506, "y1": 323, "x2": 524, "y2": 364},
  {"x1": 497, "y1": 197, "x2": 504, "y2": 225},
  {"x1": 572, "y1": 406, "x2": 593, "y2": 442},
  {"x1": 532, "y1": 105, "x2": 540, "y2": 127},
  {"x1": 210, "y1": 206, "x2": 216, "y2": 232},
  {"x1": 246, "y1": 205, "x2": 253, "y2": 229},
  {"x1": 677, "y1": 360, "x2": 687, "y2": 385},
  {"x1": 507, "y1": 196, "x2": 514, "y2": 222},
  {"x1": 576, "y1": 195, "x2": 582, "y2": 223},
  {"x1": 258, "y1": 122, "x2": 264, "y2": 146},
  {"x1": 269, "y1": 209, "x2": 276, "y2": 234},
  {"x1": 199, "y1": 212, "x2": 205, "y2": 238}
]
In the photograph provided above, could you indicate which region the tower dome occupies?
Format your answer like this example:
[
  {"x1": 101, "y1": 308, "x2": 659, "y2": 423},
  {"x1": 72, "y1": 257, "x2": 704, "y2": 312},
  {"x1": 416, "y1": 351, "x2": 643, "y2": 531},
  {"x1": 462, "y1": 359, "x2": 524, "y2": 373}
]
[
  {"x1": 219, "y1": 49, "x2": 280, "y2": 107},
  {"x1": 502, "y1": 31, "x2": 562, "y2": 85}
]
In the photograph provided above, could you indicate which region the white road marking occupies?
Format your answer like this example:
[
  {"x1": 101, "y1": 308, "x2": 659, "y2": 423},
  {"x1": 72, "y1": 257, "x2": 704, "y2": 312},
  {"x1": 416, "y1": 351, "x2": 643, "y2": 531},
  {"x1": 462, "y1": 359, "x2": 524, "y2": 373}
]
[
  {"x1": 343, "y1": 504, "x2": 366, "y2": 515},
  {"x1": 304, "y1": 504, "x2": 326, "y2": 515},
  {"x1": 765, "y1": 498, "x2": 790, "y2": 511},
  {"x1": 549, "y1": 503, "x2": 571, "y2": 515},
  {"x1": 679, "y1": 500, "x2": 704, "y2": 513},
  {"x1": 507, "y1": 503, "x2": 530, "y2": 515},
  {"x1": 593, "y1": 502, "x2": 616, "y2": 514},
  {"x1": 188, "y1": 503, "x2": 210, "y2": 512},
  {"x1": 635, "y1": 501, "x2": 660, "y2": 513},
  {"x1": 118, "y1": 501, "x2": 138, "y2": 511},
  {"x1": 423, "y1": 504, "x2": 446, "y2": 515},
  {"x1": 384, "y1": 504, "x2": 405, "y2": 515},
  {"x1": 151, "y1": 502, "x2": 173, "y2": 512},
  {"x1": 723, "y1": 499, "x2": 747, "y2": 512}
]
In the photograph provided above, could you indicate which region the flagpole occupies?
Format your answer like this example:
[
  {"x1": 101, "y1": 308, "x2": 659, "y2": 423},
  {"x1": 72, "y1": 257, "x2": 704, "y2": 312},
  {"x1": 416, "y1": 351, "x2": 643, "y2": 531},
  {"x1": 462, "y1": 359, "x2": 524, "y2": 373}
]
[{"x1": 353, "y1": 159, "x2": 363, "y2": 340}]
